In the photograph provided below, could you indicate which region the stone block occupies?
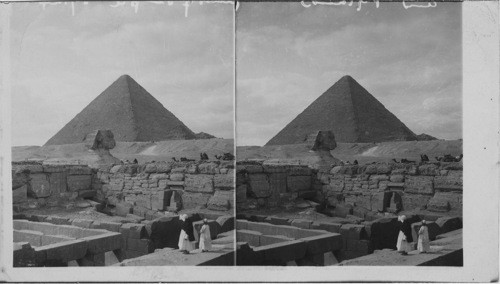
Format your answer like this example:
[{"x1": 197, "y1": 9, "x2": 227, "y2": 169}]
[
  {"x1": 135, "y1": 194, "x2": 152, "y2": 210},
  {"x1": 41, "y1": 234, "x2": 76, "y2": 246},
  {"x1": 67, "y1": 175, "x2": 92, "y2": 192},
  {"x1": 214, "y1": 173, "x2": 234, "y2": 190},
  {"x1": 248, "y1": 174, "x2": 270, "y2": 198},
  {"x1": 48, "y1": 172, "x2": 67, "y2": 194},
  {"x1": 207, "y1": 190, "x2": 233, "y2": 211},
  {"x1": 132, "y1": 206, "x2": 148, "y2": 218},
  {"x1": 262, "y1": 164, "x2": 287, "y2": 173},
  {"x1": 353, "y1": 206, "x2": 370, "y2": 219},
  {"x1": 126, "y1": 238, "x2": 153, "y2": 253},
  {"x1": 259, "y1": 234, "x2": 294, "y2": 246},
  {"x1": 236, "y1": 219, "x2": 249, "y2": 230},
  {"x1": 401, "y1": 193, "x2": 432, "y2": 211},
  {"x1": 120, "y1": 223, "x2": 148, "y2": 239},
  {"x1": 434, "y1": 175, "x2": 462, "y2": 191},
  {"x1": 126, "y1": 213, "x2": 145, "y2": 222},
  {"x1": 92, "y1": 221, "x2": 122, "y2": 232},
  {"x1": 418, "y1": 164, "x2": 439, "y2": 176},
  {"x1": 429, "y1": 192, "x2": 462, "y2": 212},
  {"x1": 115, "y1": 202, "x2": 133, "y2": 217},
  {"x1": 45, "y1": 216, "x2": 71, "y2": 225},
  {"x1": 265, "y1": 216, "x2": 290, "y2": 226},
  {"x1": 390, "y1": 174, "x2": 404, "y2": 183},
  {"x1": 237, "y1": 230, "x2": 262, "y2": 247},
  {"x1": 181, "y1": 192, "x2": 211, "y2": 209},
  {"x1": 187, "y1": 164, "x2": 198, "y2": 174},
  {"x1": 245, "y1": 164, "x2": 264, "y2": 173},
  {"x1": 404, "y1": 176, "x2": 434, "y2": 195},
  {"x1": 302, "y1": 233, "x2": 343, "y2": 254},
  {"x1": 287, "y1": 175, "x2": 311, "y2": 192},
  {"x1": 253, "y1": 240, "x2": 307, "y2": 264},
  {"x1": 184, "y1": 174, "x2": 214, "y2": 193},
  {"x1": 334, "y1": 204, "x2": 353, "y2": 218},
  {"x1": 236, "y1": 184, "x2": 247, "y2": 203},
  {"x1": 311, "y1": 221, "x2": 342, "y2": 233},
  {"x1": 156, "y1": 163, "x2": 172, "y2": 173},
  {"x1": 198, "y1": 162, "x2": 219, "y2": 174},
  {"x1": 71, "y1": 219, "x2": 94, "y2": 229},
  {"x1": 169, "y1": 173, "x2": 184, "y2": 181},
  {"x1": 14, "y1": 230, "x2": 43, "y2": 246},
  {"x1": 340, "y1": 224, "x2": 367, "y2": 241},
  {"x1": 79, "y1": 190, "x2": 97, "y2": 198},
  {"x1": 290, "y1": 219, "x2": 312, "y2": 229},
  {"x1": 68, "y1": 166, "x2": 92, "y2": 175},
  {"x1": 287, "y1": 166, "x2": 312, "y2": 176},
  {"x1": 245, "y1": 222, "x2": 299, "y2": 239},
  {"x1": 14, "y1": 163, "x2": 44, "y2": 174},
  {"x1": 345, "y1": 239, "x2": 373, "y2": 254},
  {"x1": 216, "y1": 215, "x2": 235, "y2": 232},
  {"x1": 328, "y1": 179, "x2": 345, "y2": 192},
  {"x1": 43, "y1": 239, "x2": 88, "y2": 262},
  {"x1": 144, "y1": 164, "x2": 157, "y2": 173},
  {"x1": 435, "y1": 216, "x2": 462, "y2": 233},
  {"x1": 13, "y1": 185, "x2": 28, "y2": 204},
  {"x1": 268, "y1": 173, "x2": 287, "y2": 194},
  {"x1": 29, "y1": 174, "x2": 51, "y2": 198}
]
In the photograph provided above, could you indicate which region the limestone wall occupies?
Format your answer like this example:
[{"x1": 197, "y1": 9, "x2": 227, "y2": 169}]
[
  {"x1": 95, "y1": 161, "x2": 235, "y2": 217},
  {"x1": 237, "y1": 161, "x2": 463, "y2": 215},
  {"x1": 12, "y1": 160, "x2": 235, "y2": 217},
  {"x1": 236, "y1": 161, "x2": 319, "y2": 209},
  {"x1": 12, "y1": 162, "x2": 98, "y2": 209}
]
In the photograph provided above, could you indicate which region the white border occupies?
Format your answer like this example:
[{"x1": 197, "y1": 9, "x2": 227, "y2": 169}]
[{"x1": 1, "y1": 1, "x2": 499, "y2": 282}]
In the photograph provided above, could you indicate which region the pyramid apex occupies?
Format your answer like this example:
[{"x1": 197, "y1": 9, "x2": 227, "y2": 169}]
[
  {"x1": 119, "y1": 74, "x2": 132, "y2": 79},
  {"x1": 337, "y1": 75, "x2": 356, "y2": 84}
]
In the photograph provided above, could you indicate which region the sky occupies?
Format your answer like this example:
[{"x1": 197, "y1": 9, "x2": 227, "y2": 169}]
[
  {"x1": 10, "y1": 1, "x2": 234, "y2": 146},
  {"x1": 236, "y1": 2, "x2": 462, "y2": 146}
]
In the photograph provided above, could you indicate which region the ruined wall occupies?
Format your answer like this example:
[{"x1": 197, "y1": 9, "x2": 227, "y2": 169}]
[
  {"x1": 12, "y1": 162, "x2": 98, "y2": 210},
  {"x1": 14, "y1": 211, "x2": 235, "y2": 264},
  {"x1": 95, "y1": 160, "x2": 235, "y2": 218},
  {"x1": 236, "y1": 161, "x2": 320, "y2": 210},
  {"x1": 237, "y1": 161, "x2": 463, "y2": 215},
  {"x1": 323, "y1": 162, "x2": 463, "y2": 215},
  {"x1": 12, "y1": 160, "x2": 235, "y2": 217}
]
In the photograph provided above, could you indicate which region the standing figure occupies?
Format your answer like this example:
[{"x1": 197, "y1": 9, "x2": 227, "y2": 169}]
[
  {"x1": 396, "y1": 215, "x2": 413, "y2": 255},
  {"x1": 417, "y1": 220, "x2": 431, "y2": 253},
  {"x1": 178, "y1": 214, "x2": 195, "y2": 254},
  {"x1": 199, "y1": 219, "x2": 212, "y2": 252}
]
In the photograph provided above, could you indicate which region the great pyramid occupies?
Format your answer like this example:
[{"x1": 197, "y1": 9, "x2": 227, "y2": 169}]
[
  {"x1": 266, "y1": 75, "x2": 417, "y2": 145},
  {"x1": 45, "y1": 75, "x2": 196, "y2": 145}
]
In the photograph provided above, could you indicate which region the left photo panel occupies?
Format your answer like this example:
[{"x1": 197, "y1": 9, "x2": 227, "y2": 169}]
[{"x1": 9, "y1": 1, "x2": 235, "y2": 267}]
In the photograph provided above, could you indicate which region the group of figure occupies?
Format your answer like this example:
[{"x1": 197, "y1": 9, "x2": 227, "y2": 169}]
[
  {"x1": 340, "y1": 160, "x2": 358, "y2": 165},
  {"x1": 393, "y1": 153, "x2": 462, "y2": 165},
  {"x1": 214, "y1": 152, "x2": 235, "y2": 161},
  {"x1": 396, "y1": 215, "x2": 430, "y2": 255},
  {"x1": 178, "y1": 214, "x2": 212, "y2": 254},
  {"x1": 200, "y1": 152, "x2": 209, "y2": 160}
]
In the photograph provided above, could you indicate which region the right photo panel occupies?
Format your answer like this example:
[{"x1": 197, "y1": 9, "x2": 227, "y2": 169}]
[{"x1": 235, "y1": 2, "x2": 463, "y2": 266}]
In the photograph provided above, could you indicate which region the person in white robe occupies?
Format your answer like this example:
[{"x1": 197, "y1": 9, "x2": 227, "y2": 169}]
[
  {"x1": 178, "y1": 214, "x2": 195, "y2": 254},
  {"x1": 396, "y1": 215, "x2": 412, "y2": 255},
  {"x1": 199, "y1": 219, "x2": 212, "y2": 252},
  {"x1": 417, "y1": 220, "x2": 431, "y2": 253}
]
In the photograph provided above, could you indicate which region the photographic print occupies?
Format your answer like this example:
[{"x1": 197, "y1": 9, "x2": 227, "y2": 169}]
[
  {"x1": 236, "y1": 1, "x2": 463, "y2": 266},
  {"x1": 9, "y1": 1, "x2": 235, "y2": 267},
  {"x1": 0, "y1": 0, "x2": 498, "y2": 282}
]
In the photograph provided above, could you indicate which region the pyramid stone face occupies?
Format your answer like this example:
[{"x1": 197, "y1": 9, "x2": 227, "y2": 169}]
[
  {"x1": 266, "y1": 75, "x2": 417, "y2": 145},
  {"x1": 45, "y1": 75, "x2": 195, "y2": 145}
]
